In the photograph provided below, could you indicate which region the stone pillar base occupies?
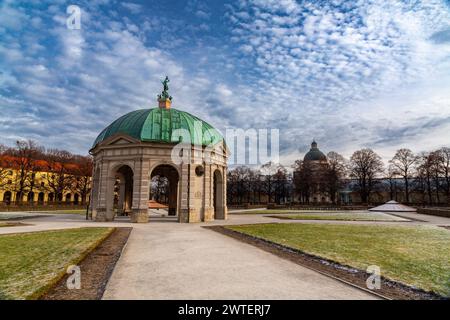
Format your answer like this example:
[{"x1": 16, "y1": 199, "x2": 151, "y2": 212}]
[
  {"x1": 95, "y1": 208, "x2": 114, "y2": 222},
  {"x1": 91, "y1": 209, "x2": 97, "y2": 221},
  {"x1": 204, "y1": 207, "x2": 214, "y2": 222},
  {"x1": 130, "y1": 209, "x2": 149, "y2": 223},
  {"x1": 223, "y1": 206, "x2": 228, "y2": 220},
  {"x1": 179, "y1": 208, "x2": 200, "y2": 223},
  {"x1": 214, "y1": 206, "x2": 226, "y2": 220}
]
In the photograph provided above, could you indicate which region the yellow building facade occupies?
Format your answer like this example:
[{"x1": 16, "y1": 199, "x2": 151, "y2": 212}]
[{"x1": 0, "y1": 168, "x2": 89, "y2": 205}]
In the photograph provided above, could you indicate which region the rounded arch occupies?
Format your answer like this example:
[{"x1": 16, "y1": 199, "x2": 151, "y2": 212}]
[
  {"x1": 109, "y1": 161, "x2": 135, "y2": 178},
  {"x1": 150, "y1": 164, "x2": 180, "y2": 217},
  {"x1": 149, "y1": 161, "x2": 181, "y2": 180},
  {"x1": 27, "y1": 192, "x2": 35, "y2": 203},
  {"x1": 65, "y1": 193, "x2": 72, "y2": 203},
  {"x1": 74, "y1": 193, "x2": 80, "y2": 204},
  {"x1": 112, "y1": 164, "x2": 134, "y2": 218},
  {"x1": 3, "y1": 191, "x2": 12, "y2": 204},
  {"x1": 38, "y1": 192, "x2": 45, "y2": 204}
]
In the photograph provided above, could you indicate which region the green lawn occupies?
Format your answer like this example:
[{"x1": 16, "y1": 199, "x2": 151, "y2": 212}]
[
  {"x1": 0, "y1": 227, "x2": 113, "y2": 300},
  {"x1": 271, "y1": 211, "x2": 407, "y2": 221},
  {"x1": 226, "y1": 223, "x2": 450, "y2": 297},
  {"x1": 0, "y1": 210, "x2": 85, "y2": 221}
]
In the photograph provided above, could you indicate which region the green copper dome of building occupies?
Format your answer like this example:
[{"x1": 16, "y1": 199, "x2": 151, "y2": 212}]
[
  {"x1": 304, "y1": 140, "x2": 327, "y2": 162},
  {"x1": 92, "y1": 77, "x2": 223, "y2": 149},
  {"x1": 92, "y1": 107, "x2": 223, "y2": 149}
]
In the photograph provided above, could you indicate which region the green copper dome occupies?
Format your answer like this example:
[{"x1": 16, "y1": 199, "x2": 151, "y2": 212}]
[
  {"x1": 92, "y1": 108, "x2": 223, "y2": 149},
  {"x1": 304, "y1": 140, "x2": 327, "y2": 162}
]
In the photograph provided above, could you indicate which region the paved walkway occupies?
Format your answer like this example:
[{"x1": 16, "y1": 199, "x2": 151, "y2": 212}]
[
  {"x1": 1, "y1": 210, "x2": 449, "y2": 299},
  {"x1": 102, "y1": 221, "x2": 375, "y2": 300}
]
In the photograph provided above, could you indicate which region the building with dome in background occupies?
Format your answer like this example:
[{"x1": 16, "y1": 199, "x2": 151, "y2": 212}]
[
  {"x1": 294, "y1": 140, "x2": 331, "y2": 204},
  {"x1": 89, "y1": 77, "x2": 229, "y2": 223}
]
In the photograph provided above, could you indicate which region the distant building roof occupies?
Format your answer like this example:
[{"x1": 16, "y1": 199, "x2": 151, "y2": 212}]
[{"x1": 304, "y1": 140, "x2": 327, "y2": 162}]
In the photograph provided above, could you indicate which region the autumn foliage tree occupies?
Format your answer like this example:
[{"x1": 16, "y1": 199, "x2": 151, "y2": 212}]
[{"x1": 70, "y1": 155, "x2": 93, "y2": 204}]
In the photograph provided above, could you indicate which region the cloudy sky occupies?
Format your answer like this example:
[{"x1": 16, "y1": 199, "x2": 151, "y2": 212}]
[{"x1": 1, "y1": 0, "x2": 450, "y2": 165}]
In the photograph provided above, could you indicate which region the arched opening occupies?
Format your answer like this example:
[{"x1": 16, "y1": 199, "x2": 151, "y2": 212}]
[
  {"x1": 57, "y1": 193, "x2": 63, "y2": 203},
  {"x1": 48, "y1": 193, "x2": 54, "y2": 202},
  {"x1": 3, "y1": 191, "x2": 12, "y2": 205},
  {"x1": 27, "y1": 192, "x2": 35, "y2": 203},
  {"x1": 150, "y1": 165, "x2": 179, "y2": 219},
  {"x1": 65, "y1": 193, "x2": 72, "y2": 203},
  {"x1": 38, "y1": 192, "x2": 45, "y2": 204},
  {"x1": 114, "y1": 165, "x2": 134, "y2": 217},
  {"x1": 74, "y1": 193, "x2": 79, "y2": 204},
  {"x1": 213, "y1": 169, "x2": 225, "y2": 219}
]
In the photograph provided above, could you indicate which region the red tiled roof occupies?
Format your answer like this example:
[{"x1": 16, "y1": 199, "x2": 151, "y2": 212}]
[{"x1": 0, "y1": 155, "x2": 82, "y2": 173}]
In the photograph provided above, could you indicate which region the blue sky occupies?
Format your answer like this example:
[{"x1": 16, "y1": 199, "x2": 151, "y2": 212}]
[{"x1": 1, "y1": 0, "x2": 450, "y2": 164}]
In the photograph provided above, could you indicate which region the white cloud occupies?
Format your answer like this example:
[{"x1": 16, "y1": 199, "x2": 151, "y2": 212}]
[
  {"x1": 121, "y1": 2, "x2": 142, "y2": 14},
  {"x1": 225, "y1": 0, "x2": 450, "y2": 164}
]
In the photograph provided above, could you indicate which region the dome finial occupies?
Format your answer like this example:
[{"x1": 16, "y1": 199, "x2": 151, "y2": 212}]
[
  {"x1": 311, "y1": 139, "x2": 317, "y2": 149},
  {"x1": 158, "y1": 76, "x2": 172, "y2": 109}
]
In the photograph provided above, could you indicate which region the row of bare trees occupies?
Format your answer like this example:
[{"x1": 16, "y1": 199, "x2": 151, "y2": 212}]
[
  {"x1": 227, "y1": 162, "x2": 292, "y2": 205},
  {"x1": 227, "y1": 147, "x2": 450, "y2": 206},
  {"x1": 0, "y1": 140, "x2": 93, "y2": 204},
  {"x1": 389, "y1": 148, "x2": 450, "y2": 205}
]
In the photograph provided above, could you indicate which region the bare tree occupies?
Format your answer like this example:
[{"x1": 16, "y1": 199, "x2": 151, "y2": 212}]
[
  {"x1": 416, "y1": 152, "x2": 434, "y2": 205},
  {"x1": 9, "y1": 140, "x2": 43, "y2": 203},
  {"x1": 273, "y1": 164, "x2": 289, "y2": 204},
  {"x1": 0, "y1": 144, "x2": 12, "y2": 189},
  {"x1": 437, "y1": 147, "x2": 450, "y2": 204},
  {"x1": 226, "y1": 166, "x2": 253, "y2": 205},
  {"x1": 261, "y1": 162, "x2": 279, "y2": 203},
  {"x1": 70, "y1": 155, "x2": 93, "y2": 204},
  {"x1": 43, "y1": 149, "x2": 75, "y2": 203},
  {"x1": 389, "y1": 148, "x2": 417, "y2": 203},
  {"x1": 429, "y1": 150, "x2": 442, "y2": 204},
  {"x1": 323, "y1": 151, "x2": 347, "y2": 204},
  {"x1": 150, "y1": 175, "x2": 169, "y2": 203},
  {"x1": 248, "y1": 168, "x2": 263, "y2": 204},
  {"x1": 349, "y1": 148, "x2": 384, "y2": 204},
  {"x1": 386, "y1": 164, "x2": 401, "y2": 201},
  {"x1": 292, "y1": 159, "x2": 313, "y2": 203}
]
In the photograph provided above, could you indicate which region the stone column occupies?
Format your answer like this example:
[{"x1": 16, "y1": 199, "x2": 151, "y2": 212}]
[
  {"x1": 117, "y1": 180, "x2": 126, "y2": 215},
  {"x1": 222, "y1": 166, "x2": 228, "y2": 220},
  {"x1": 178, "y1": 162, "x2": 190, "y2": 223},
  {"x1": 91, "y1": 168, "x2": 99, "y2": 220},
  {"x1": 168, "y1": 172, "x2": 178, "y2": 216},
  {"x1": 188, "y1": 162, "x2": 201, "y2": 222},
  {"x1": 204, "y1": 164, "x2": 214, "y2": 221},
  {"x1": 95, "y1": 160, "x2": 114, "y2": 222},
  {"x1": 131, "y1": 158, "x2": 150, "y2": 223},
  {"x1": 104, "y1": 175, "x2": 116, "y2": 221}
]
